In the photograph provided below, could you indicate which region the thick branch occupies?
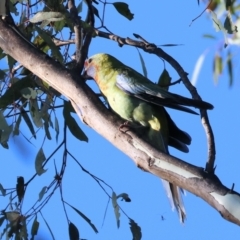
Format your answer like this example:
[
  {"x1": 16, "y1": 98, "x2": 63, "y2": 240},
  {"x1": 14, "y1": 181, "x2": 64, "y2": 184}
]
[{"x1": 0, "y1": 19, "x2": 238, "y2": 226}]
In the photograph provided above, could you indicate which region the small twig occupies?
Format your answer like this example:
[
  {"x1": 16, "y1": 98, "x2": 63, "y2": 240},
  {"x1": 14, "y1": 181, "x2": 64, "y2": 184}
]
[
  {"x1": 52, "y1": 38, "x2": 75, "y2": 47},
  {"x1": 189, "y1": 0, "x2": 213, "y2": 26},
  {"x1": 77, "y1": 0, "x2": 94, "y2": 73},
  {"x1": 161, "y1": 78, "x2": 182, "y2": 88},
  {"x1": 68, "y1": 0, "x2": 82, "y2": 72}
]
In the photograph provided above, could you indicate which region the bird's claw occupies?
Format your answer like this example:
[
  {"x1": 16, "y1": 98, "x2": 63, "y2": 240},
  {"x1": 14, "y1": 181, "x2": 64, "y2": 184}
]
[{"x1": 118, "y1": 121, "x2": 131, "y2": 132}]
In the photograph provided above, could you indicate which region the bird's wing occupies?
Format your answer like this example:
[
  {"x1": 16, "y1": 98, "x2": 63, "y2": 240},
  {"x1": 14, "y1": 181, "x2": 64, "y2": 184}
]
[
  {"x1": 116, "y1": 69, "x2": 175, "y2": 99},
  {"x1": 116, "y1": 69, "x2": 213, "y2": 114}
]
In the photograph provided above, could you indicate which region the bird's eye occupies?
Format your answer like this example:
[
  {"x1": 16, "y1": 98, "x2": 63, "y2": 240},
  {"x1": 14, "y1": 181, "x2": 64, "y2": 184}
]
[{"x1": 88, "y1": 58, "x2": 92, "y2": 63}]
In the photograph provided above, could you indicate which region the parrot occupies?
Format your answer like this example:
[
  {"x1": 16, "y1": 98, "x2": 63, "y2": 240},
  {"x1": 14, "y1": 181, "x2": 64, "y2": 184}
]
[{"x1": 84, "y1": 53, "x2": 213, "y2": 223}]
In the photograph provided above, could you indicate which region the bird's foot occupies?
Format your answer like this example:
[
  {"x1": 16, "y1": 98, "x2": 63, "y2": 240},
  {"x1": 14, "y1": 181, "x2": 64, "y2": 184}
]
[
  {"x1": 118, "y1": 121, "x2": 131, "y2": 132},
  {"x1": 118, "y1": 121, "x2": 145, "y2": 133}
]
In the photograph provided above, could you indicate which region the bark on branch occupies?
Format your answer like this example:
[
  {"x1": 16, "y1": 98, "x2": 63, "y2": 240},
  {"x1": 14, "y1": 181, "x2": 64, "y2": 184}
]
[{"x1": 0, "y1": 19, "x2": 239, "y2": 226}]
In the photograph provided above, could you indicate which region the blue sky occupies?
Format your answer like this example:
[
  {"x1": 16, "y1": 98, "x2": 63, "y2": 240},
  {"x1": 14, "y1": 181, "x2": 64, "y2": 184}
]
[{"x1": 1, "y1": 1, "x2": 240, "y2": 239}]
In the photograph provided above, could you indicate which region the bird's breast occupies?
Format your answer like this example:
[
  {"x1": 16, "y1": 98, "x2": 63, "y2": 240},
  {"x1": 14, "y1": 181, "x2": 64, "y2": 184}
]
[{"x1": 106, "y1": 89, "x2": 137, "y2": 121}]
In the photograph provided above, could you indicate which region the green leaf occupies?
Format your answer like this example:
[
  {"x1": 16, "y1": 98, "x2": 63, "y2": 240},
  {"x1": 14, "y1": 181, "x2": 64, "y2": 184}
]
[
  {"x1": 65, "y1": 202, "x2": 98, "y2": 233},
  {"x1": 203, "y1": 34, "x2": 216, "y2": 39},
  {"x1": 0, "y1": 77, "x2": 34, "y2": 109},
  {"x1": 158, "y1": 43, "x2": 183, "y2": 47},
  {"x1": 0, "y1": 1, "x2": 6, "y2": 16},
  {"x1": 16, "y1": 176, "x2": 25, "y2": 203},
  {"x1": 225, "y1": 0, "x2": 233, "y2": 9},
  {"x1": 29, "y1": 99, "x2": 43, "y2": 128},
  {"x1": 54, "y1": 116, "x2": 59, "y2": 143},
  {"x1": 39, "y1": 19, "x2": 51, "y2": 29},
  {"x1": 0, "y1": 48, "x2": 6, "y2": 60},
  {"x1": 7, "y1": 55, "x2": 16, "y2": 72},
  {"x1": 31, "y1": 216, "x2": 39, "y2": 239},
  {"x1": 0, "y1": 69, "x2": 7, "y2": 80},
  {"x1": 21, "y1": 110, "x2": 36, "y2": 138},
  {"x1": 117, "y1": 193, "x2": 131, "y2": 202},
  {"x1": 213, "y1": 54, "x2": 222, "y2": 83},
  {"x1": 0, "y1": 183, "x2": 6, "y2": 196},
  {"x1": 69, "y1": 222, "x2": 80, "y2": 240},
  {"x1": 63, "y1": 101, "x2": 88, "y2": 142},
  {"x1": 92, "y1": 5, "x2": 100, "y2": 19},
  {"x1": 9, "y1": 1, "x2": 19, "y2": 15},
  {"x1": 13, "y1": 114, "x2": 21, "y2": 136},
  {"x1": 40, "y1": 97, "x2": 51, "y2": 118},
  {"x1": 53, "y1": 19, "x2": 66, "y2": 32},
  {"x1": 19, "y1": 67, "x2": 31, "y2": 76},
  {"x1": 0, "y1": 124, "x2": 13, "y2": 144},
  {"x1": 1, "y1": 141, "x2": 9, "y2": 149},
  {"x1": 44, "y1": 121, "x2": 52, "y2": 140},
  {"x1": 129, "y1": 218, "x2": 142, "y2": 240},
  {"x1": 113, "y1": 2, "x2": 134, "y2": 20},
  {"x1": 64, "y1": 100, "x2": 75, "y2": 113},
  {"x1": 77, "y1": 1, "x2": 83, "y2": 13},
  {"x1": 5, "y1": 211, "x2": 20, "y2": 223},
  {"x1": 209, "y1": 10, "x2": 228, "y2": 47},
  {"x1": 38, "y1": 186, "x2": 47, "y2": 202},
  {"x1": 224, "y1": 12, "x2": 237, "y2": 34},
  {"x1": 10, "y1": 77, "x2": 20, "y2": 85},
  {"x1": 227, "y1": 51, "x2": 233, "y2": 87},
  {"x1": 0, "y1": 216, "x2": 5, "y2": 227},
  {"x1": 21, "y1": 87, "x2": 38, "y2": 99},
  {"x1": 20, "y1": 7, "x2": 27, "y2": 24},
  {"x1": 35, "y1": 148, "x2": 47, "y2": 176},
  {"x1": 157, "y1": 69, "x2": 171, "y2": 91},
  {"x1": 80, "y1": 20, "x2": 93, "y2": 32},
  {"x1": 112, "y1": 192, "x2": 120, "y2": 228},
  {"x1": 137, "y1": 50, "x2": 147, "y2": 78},
  {"x1": 42, "y1": 112, "x2": 53, "y2": 128},
  {"x1": 0, "y1": 111, "x2": 9, "y2": 130},
  {"x1": 210, "y1": 10, "x2": 223, "y2": 32},
  {"x1": 35, "y1": 26, "x2": 63, "y2": 62},
  {"x1": 30, "y1": 12, "x2": 65, "y2": 23},
  {"x1": 19, "y1": 217, "x2": 28, "y2": 239}
]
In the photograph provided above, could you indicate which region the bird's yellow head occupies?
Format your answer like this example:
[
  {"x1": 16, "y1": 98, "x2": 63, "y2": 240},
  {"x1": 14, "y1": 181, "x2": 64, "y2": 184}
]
[
  {"x1": 84, "y1": 53, "x2": 107, "y2": 77},
  {"x1": 84, "y1": 53, "x2": 119, "y2": 84}
]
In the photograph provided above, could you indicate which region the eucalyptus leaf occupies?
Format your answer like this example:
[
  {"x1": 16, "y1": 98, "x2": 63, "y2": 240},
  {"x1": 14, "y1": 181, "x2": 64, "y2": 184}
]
[
  {"x1": 30, "y1": 12, "x2": 65, "y2": 23},
  {"x1": 69, "y1": 222, "x2": 80, "y2": 240},
  {"x1": 38, "y1": 186, "x2": 47, "y2": 202},
  {"x1": 31, "y1": 216, "x2": 40, "y2": 238},
  {"x1": 35, "y1": 148, "x2": 47, "y2": 176},
  {"x1": 63, "y1": 101, "x2": 88, "y2": 142},
  {"x1": 113, "y1": 2, "x2": 134, "y2": 20},
  {"x1": 129, "y1": 218, "x2": 142, "y2": 240},
  {"x1": 112, "y1": 192, "x2": 120, "y2": 228}
]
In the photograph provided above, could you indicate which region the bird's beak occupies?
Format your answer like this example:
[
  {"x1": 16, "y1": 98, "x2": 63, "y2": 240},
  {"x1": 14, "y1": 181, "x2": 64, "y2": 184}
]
[
  {"x1": 84, "y1": 60, "x2": 88, "y2": 69},
  {"x1": 82, "y1": 60, "x2": 89, "y2": 76},
  {"x1": 82, "y1": 70, "x2": 92, "y2": 80},
  {"x1": 82, "y1": 62, "x2": 93, "y2": 80}
]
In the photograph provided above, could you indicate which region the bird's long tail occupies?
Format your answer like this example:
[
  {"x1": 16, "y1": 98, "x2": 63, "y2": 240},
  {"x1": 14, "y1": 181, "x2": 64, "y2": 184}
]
[
  {"x1": 161, "y1": 180, "x2": 186, "y2": 223},
  {"x1": 148, "y1": 118, "x2": 187, "y2": 223}
]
